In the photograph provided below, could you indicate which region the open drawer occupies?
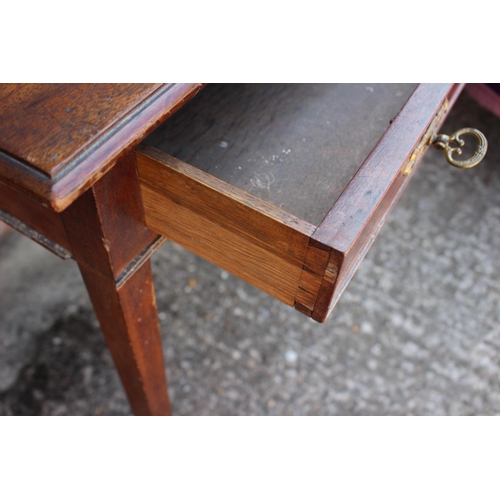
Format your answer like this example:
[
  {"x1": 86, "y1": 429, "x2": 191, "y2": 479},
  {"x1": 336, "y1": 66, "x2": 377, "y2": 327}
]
[{"x1": 136, "y1": 83, "x2": 463, "y2": 322}]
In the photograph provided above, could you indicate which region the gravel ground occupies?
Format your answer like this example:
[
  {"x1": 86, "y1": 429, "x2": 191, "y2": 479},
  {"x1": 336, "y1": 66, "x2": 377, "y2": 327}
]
[{"x1": 0, "y1": 91, "x2": 499, "y2": 416}]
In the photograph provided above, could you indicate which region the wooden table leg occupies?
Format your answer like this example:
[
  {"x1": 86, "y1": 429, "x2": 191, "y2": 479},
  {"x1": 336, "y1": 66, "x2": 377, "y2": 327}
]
[
  {"x1": 78, "y1": 260, "x2": 169, "y2": 416},
  {"x1": 61, "y1": 152, "x2": 171, "y2": 416}
]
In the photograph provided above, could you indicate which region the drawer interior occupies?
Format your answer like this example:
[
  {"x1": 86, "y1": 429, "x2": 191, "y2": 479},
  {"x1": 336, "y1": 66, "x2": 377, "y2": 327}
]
[
  {"x1": 143, "y1": 83, "x2": 417, "y2": 226},
  {"x1": 137, "y1": 83, "x2": 453, "y2": 322}
]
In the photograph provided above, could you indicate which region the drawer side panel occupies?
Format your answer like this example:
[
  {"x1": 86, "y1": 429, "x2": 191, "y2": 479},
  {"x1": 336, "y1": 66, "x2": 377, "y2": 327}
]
[{"x1": 137, "y1": 147, "x2": 316, "y2": 306}]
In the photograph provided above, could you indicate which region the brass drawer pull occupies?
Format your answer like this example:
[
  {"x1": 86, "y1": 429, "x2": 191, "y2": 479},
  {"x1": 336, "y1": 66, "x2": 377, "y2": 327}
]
[
  {"x1": 432, "y1": 128, "x2": 488, "y2": 169},
  {"x1": 402, "y1": 104, "x2": 488, "y2": 177}
]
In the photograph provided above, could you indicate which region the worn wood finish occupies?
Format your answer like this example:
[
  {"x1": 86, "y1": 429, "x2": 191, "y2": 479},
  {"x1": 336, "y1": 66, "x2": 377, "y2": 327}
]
[
  {"x1": 0, "y1": 83, "x2": 204, "y2": 211},
  {"x1": 0, "y1": 209, "x2": 70, "y2": 259},
  {"x1": 61, "y1": 152, "x2": 170, "y2": 415},
  {"x1": 62, "y1": 151, "x2": 158, "y2": 279},
  {"x1": 0, "y1": 84, "x2": 162, "y2": 176},
  {"x1": 0, "y1": 181, "x2": 71, "y2": 255},
  {"x1": 140, "y1": 83, "x2": 462, "y2": 322},
  {"x1": 78, "y1": 260, "x2": 170, "y2": 416},
  {"x1": 310, "y1": 83, "x2": 456, "y2": 322},
  {"x1": 137, "y1": 146, "x2": 316, "y2": 306},
  {"x1": 0, "y1": 82, "x2": 467, "y2": 418},
  {"x1": 294, "y1": 240, "x2": 333, "y2": 315},
  {"x1": 0, "y1": 83, "x2": 205, "y2": 414},
  {"x1": 144, "y1": 83, "x2": 417, "y2": 226}
]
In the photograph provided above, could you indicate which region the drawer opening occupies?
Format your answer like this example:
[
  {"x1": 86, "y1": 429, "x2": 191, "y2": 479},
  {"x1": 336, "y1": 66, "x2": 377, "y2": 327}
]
[
  {"x1": 142, "y1": 83, "x2": 417, "y2": 226},
  {"x1": 137, "y1": 83, "x2": 454, "y2": 322}
]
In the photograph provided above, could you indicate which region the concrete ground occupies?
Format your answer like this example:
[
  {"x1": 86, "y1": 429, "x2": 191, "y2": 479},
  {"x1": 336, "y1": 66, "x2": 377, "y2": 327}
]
[{"x1": 0, "y1": 91, "x2": 499, "y2": 416}]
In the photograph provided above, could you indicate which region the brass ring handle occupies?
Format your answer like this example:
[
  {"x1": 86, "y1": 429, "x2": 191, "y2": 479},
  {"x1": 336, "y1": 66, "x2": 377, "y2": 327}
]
[{"x1": 431, "y1": 128, "x2": 488, "y2": 169}]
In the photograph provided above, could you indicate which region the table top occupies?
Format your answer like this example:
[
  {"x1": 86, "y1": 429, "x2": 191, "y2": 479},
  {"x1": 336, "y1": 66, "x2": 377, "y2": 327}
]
[{"x1": 0, "y1": 83, "x2": 203, "y2": 211}]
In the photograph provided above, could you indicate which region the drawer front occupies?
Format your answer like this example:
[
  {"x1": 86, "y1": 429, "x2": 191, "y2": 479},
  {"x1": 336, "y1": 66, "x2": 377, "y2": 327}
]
[
  {"x1": 137, "y1": 83, "x2": 462, "y2": 322},
  {"x1": 310, "y1": 85, "x2": 463, "y2": 321}
]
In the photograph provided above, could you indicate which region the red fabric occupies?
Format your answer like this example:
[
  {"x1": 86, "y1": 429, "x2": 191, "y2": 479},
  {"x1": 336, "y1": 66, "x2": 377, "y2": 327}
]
[{"x1": 466, "y1": 83, "x2": 500, "y2": 118}]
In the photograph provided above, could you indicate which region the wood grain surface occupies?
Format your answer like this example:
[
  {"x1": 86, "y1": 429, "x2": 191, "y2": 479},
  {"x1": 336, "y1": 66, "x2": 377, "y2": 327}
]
[
  {"x1": 310, "y1": 83, "x2": 460, "y2": 322},
  {"x1": 78, "y1": 260, "x2": 170, "y2": 416},
  {"x1": 144, "y1": 83, "x2": 417, "y2": 225},
  {"x1": 62, "y1": 150, "x2": 157, "y2": 280},
  {"x1": 0, "y1": 84, "x2": 161, "y2": 176},
  {"x1": 139, "y1": 84, "x2": 463, "y2": 322},
  {"x1": 0, "y1": 83, "x2": 204, "y2": 211},
  {"x1": 0, "y1": 181, "x2": 71, "y2": 255},
  {"x1": 137, "y1": 146, "x2": 316, "y2": 306},
  {"x1": 61, "y1": 151, "x2": 171, "y2": 415}
]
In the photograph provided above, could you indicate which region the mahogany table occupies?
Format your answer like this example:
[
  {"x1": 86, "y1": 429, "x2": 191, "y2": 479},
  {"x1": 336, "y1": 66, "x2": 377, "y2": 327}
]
[
  {"x1": 0, "y1": 83, "x2": 477, "y2": 415},
  {"x1": 0, "y1": 84, "x2": 205, "y2": 415}
]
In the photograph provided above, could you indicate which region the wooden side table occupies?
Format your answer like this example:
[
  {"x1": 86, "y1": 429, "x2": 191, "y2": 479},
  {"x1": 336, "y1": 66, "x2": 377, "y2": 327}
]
[
  {"x1": 0, "y1": 84, "x2": 203, "y2": 415},
  {"x1": 0, "y1": 83, "x2": 485, "y2": 415}
]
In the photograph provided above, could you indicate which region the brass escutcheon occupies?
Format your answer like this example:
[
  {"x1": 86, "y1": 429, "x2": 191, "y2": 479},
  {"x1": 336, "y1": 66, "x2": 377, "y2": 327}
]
[{"x1": 431, "y1": 128, "x2": 488, "y2": 169}]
